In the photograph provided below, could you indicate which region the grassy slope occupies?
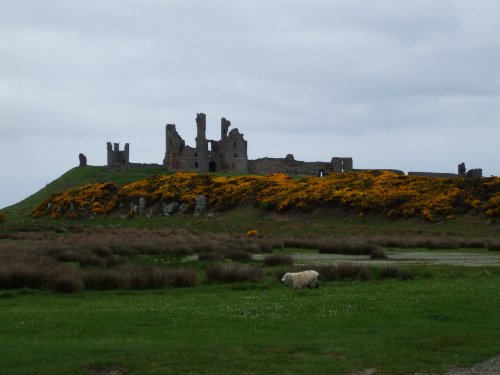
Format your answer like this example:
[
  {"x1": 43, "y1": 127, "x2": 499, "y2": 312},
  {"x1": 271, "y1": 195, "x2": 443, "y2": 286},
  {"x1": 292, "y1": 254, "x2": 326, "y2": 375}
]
[
  {"x1": 1, "y1": 166, "x2": 499, "y2": 237},
  {"x1": 1, "y1": 166, "x2": 166, "y2": 221},
  {"x1": 1, "y1": 267, "x2": 500, "y2": 375}
]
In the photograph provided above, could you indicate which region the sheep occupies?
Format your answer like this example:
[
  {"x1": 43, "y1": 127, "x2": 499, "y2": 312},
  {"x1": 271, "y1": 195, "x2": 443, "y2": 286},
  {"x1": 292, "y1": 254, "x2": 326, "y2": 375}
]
[{"x1": 281, "y1": 270, "x2": 319, "y2": 289}]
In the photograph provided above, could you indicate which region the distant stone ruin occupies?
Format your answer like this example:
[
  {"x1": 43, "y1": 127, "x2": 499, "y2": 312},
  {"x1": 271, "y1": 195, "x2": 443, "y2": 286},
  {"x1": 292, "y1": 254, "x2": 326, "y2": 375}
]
[
  {"x1": 104, "y1": 112, "x2": 483, "y2": 178},
  {"x1": 408, "y1": 163, "x2": 482, "y2": 179},
  {"x1": 78, "y1": 153, "x2": 87, "y2": 167},
  {"x1": 107, "y1": 142, "x2": 129, "y2": 167},
  {"x1": 163, "y1": 113, "x2": 248, "y2": 173},
  {"x1": 162, "y1": 112, "x2": 353, "y2": 176}
]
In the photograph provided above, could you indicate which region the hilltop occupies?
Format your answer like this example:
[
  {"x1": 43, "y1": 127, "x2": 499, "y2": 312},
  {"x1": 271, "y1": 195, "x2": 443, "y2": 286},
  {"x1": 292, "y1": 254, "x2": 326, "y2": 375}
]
[{"x1": 1, "y1": 166, "x2": 499, "y2": 237}]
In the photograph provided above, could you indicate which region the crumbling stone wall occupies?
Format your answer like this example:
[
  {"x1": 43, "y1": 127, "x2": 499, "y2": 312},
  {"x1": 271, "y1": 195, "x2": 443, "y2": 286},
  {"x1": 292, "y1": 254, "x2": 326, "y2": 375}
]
[
  {"x1": 467, "y1": 169, "x2": 483, "y2": 178},
  {"x1": 248, "y1": 155, "x2": 353, "y2": 176},
  {"x1": 106, "y1": 111, "x2": 484, "y2": 179},
  {"x1": 163, "y1": 113, "x2": 248, "y2": 173},
  {"x1": 408, "y1": 172, "x2": 463, "y2": 178},
  {"x1": 107, "y1": 142, "x2": 129, "y2": 167},
  {"x1": 163, "y1": 123, "x2": 199, "y2": 170},
  {"x1": 212, "y1": 118, "x2": 248, "y2": 173},
  {"x1": 409, "y1": 163, "x2": 483, "y2": 179},
  {"x1": 332, "y1": 157, "x2": 353, "y2": 173}
]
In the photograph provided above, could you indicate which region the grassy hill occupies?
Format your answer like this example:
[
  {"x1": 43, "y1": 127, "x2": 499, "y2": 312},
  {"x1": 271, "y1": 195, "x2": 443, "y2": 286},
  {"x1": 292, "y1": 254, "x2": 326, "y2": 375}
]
[
  {"x1": 1, "y1": 165, "x2": 166, "y2": 218},
  {"x1": 1, "y1": 166, "x2": 499, "y2": 237}
]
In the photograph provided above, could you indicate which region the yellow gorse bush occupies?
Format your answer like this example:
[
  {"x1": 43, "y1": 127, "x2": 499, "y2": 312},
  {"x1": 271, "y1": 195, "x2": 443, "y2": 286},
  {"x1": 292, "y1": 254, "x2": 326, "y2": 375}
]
[{"x1": 33, "y1": 171, "x2": 500, "y2": 221}]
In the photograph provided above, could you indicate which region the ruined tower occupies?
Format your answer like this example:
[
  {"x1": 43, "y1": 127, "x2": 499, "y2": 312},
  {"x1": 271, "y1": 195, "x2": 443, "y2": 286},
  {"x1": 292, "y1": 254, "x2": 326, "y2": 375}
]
[
  {"x1": 195, "y1": 113, "x2": 209, "y2": 171},
  {"x1": 107, "y1": 142, "x2": 129, "y2": 167},
  {"x1": 163, "y1": 113, "x2": 248, "y2": 173},
  {"x1": 214, "y1": 117, "x2": 248, "y2": 173},
  {"x1": 331, "y1": 157, "x2": 353, "y2": 173}
]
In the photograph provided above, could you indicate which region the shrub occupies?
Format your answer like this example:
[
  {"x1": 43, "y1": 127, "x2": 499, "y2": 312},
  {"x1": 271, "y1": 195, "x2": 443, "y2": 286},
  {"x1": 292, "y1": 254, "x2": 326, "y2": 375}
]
[
  {"x1": 225, "y1": 250, "x2": 252, "y2": 262},
  {"x1": 246, "y1": 230, "x2": 258, "y2": 237},
  {"x1": 370, "y1": 248, "x2": 387, "y2": 259},
  {"x1": 379, "y1": 266, "x2": 414, "y2": 280},
  {"x1": 317, "y1": 240, "x2": 380, "y2": 255},
  {"x1": 335, "y1": 262, "x2": 370, "y2": 280},
  {"x1": 458, "y1": 238, "x2": 487, "y2": 249},
  {"x1": 0, "y1": 257, "x2": 84, "y2": 293},
  {"x1": 424, "y1": 237, "x2": 460, "y2": 250},
  {"x1": 84, "y1": 268, "x2": 129, "y2": 289},
  {"x1": 198, "y1": 252, "x2": 225, "y2": 261},
  {"x1": 206, "y1": 263, "x2": 263, "y2": 283},
  {"x1": 487, "y1": 239, "x2": 500, "y2": 251},
  {"x1": 283, "y1": 238, "x2": 381, "y2": 255},
  {"x1": 84, "y1": 265, "x2": 197, "y2": 290},
  {"x1": 263, "y1": 254, "x2": 294, "y2": 266},
  {"x1": 0, "y1": 212, "x2": 6, "y2": 223}
]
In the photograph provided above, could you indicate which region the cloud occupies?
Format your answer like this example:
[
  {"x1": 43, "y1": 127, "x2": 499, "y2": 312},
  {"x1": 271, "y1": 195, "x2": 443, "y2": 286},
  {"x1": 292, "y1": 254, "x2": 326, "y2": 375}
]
[{"x1": 1, "y1": 0, "x2": 500, "y2": 208}]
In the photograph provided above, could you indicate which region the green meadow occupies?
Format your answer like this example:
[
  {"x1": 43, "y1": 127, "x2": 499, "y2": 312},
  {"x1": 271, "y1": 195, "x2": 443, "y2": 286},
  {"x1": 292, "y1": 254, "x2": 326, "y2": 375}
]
[{"x1": 1, "y1": 265, "x2": 500, "y2": 375}]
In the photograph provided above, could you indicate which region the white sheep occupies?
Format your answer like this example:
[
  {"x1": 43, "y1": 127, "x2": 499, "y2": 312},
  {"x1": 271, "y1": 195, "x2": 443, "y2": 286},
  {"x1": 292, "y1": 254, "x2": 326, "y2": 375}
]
[{"x1": 281, "y1": 270, "x2": 320, "y2": 289}]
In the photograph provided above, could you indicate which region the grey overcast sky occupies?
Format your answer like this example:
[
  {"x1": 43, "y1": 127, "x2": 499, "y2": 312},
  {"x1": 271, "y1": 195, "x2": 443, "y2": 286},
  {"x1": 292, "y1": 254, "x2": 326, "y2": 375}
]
[{"x1": 1, "y1": 0, "x2": 500, "y2": 208}]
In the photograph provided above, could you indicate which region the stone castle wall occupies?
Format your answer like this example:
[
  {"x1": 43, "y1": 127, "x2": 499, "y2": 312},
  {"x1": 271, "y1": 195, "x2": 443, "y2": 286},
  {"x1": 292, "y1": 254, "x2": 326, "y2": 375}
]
[
  {"x1": 103, "y1": 112, "x2": 483, "y2": 179},
  {"x1": 248, "y1": 155, "x2": 353, "y2": 176},
  {"x1": 163, "y1": 113, "x2": 248, "y2": 173}
]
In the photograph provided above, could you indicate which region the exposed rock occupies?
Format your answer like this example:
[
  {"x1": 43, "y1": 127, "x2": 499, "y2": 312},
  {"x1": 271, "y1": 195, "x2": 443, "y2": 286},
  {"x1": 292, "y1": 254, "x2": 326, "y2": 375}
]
[
  {"x1": 139, "y1": 197, "x2": 146, "y2": 212},
  {"x1": 194, "y1": 195, "x2": 207, "y2": 216},
  {"x1": 163, "y1": 202, "x2": 180, "y2": 216}
]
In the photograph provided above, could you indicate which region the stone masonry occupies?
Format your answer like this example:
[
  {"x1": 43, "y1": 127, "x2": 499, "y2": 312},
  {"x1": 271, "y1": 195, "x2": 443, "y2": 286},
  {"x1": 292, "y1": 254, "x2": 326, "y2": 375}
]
[
  {"x1": 104, "y1": 112, "x2": 483, "y2": 179},
  {"x1": 162, "y1": 113, "x2": 353, "y2": 176},
  {"x1": 107, "y1": 142, "x2": 129, "y2": 167},
  {"x1": 163, "y1": 113, "x2": 248, "y2": 173}
]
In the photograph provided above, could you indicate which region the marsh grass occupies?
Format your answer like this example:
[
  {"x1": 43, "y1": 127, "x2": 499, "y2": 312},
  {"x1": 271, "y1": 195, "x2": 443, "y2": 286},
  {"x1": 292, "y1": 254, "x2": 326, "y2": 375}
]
[
  {"x1": 263, "y1": 254, "x2": 294, "y2": 266},
  {"x1": 0, "y1": 252, "x2": 84, "y2": 293},
  {"x1": 206, "y1": 263, "x2": 263, "y2": 283},
  {"x1": 84, "y1": 265, "x2": 197, "y2": 289},
  {"x1": 378, "y1": 265, "x2": 415, "y2": 280},
  {"x1": 487, "y1": 239, "x2": 500, "y2": 251}
]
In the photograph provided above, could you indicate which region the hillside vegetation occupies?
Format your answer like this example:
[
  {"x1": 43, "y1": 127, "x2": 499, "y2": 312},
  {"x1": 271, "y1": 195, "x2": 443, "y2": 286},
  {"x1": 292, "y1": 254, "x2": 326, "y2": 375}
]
[{"x1": 32, "y1": 170, "x2": 500, "y2": 222}]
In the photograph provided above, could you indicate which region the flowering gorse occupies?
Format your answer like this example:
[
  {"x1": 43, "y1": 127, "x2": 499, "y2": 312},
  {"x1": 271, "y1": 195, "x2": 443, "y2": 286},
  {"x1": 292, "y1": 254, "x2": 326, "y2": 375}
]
[{"x1": 33, "y1": 171, "x2": 500, "y2": 221}]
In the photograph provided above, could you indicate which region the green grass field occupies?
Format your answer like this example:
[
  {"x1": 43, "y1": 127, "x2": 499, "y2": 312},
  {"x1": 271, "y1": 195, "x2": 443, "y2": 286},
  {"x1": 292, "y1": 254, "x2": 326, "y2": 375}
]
[{"x1": 1, "y1": 266, "x2": 500, "y2": 375}]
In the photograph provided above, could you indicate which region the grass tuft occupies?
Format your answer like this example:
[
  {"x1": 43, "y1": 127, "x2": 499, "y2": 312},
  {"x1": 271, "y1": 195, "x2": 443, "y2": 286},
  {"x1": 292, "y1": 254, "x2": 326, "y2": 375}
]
[
  {"x1": 206, "y1": 263, "x2": 263, "y2": 283},
  {"x1": 263, "y1": 254, "x2": 294, "y2": 266}
]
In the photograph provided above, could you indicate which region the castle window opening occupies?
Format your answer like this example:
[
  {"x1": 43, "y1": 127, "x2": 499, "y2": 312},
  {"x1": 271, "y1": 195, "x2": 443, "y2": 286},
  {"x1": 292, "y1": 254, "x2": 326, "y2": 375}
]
[
  {"x1": 233, "y1": 141, "x2": 236, "y2": 148},
  {"x1": 209, "y1": 161, "x2": 217, "y2": 172},
  {"x1": 319, "y1": 170, "x2": 325, "y2": 177},
  {"x1": 234, "y1": 153, "x2": 237, "y2": 158},
  {"x1": 195, "y1": 162, "x2": 199, "y2": 168},
  {"x1": 194, "y1": 152, "x2": 197, "y2": 157}
]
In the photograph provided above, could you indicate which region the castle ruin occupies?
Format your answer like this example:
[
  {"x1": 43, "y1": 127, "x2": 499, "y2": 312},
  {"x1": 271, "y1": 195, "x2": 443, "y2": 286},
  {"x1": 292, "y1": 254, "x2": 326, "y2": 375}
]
[
  {"x1": 163, "y1": 113, "x2": 248, "y2": 173},
  {"x1": 103, "y1": 112, "x2": 482, "y2": 178},
  {"x1": 162, "y1": 113, "x2": 354, "y2": 176}
]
